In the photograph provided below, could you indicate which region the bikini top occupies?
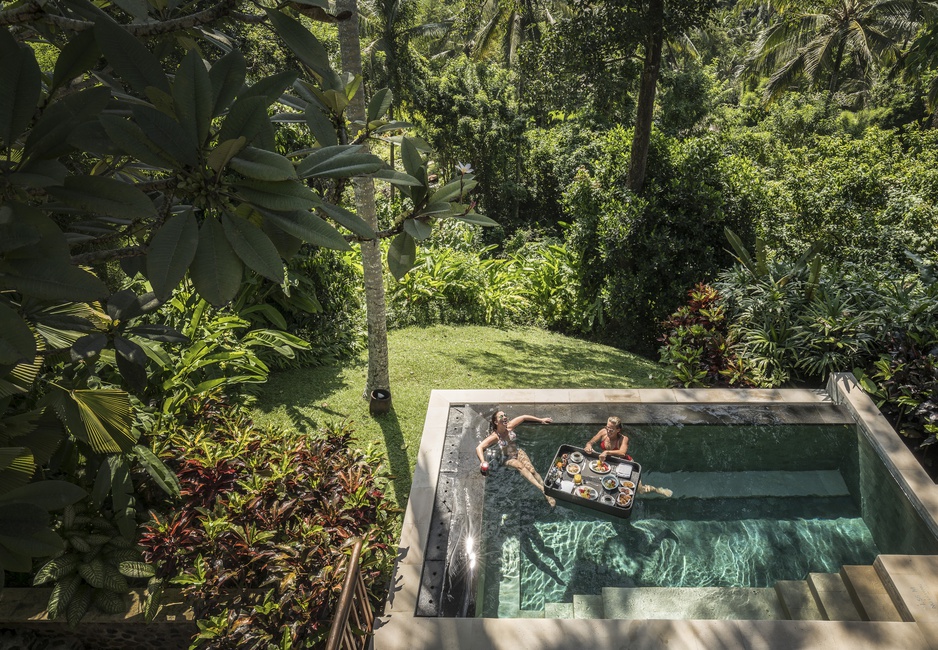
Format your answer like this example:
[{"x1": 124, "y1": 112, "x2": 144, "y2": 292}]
[
  {"x1": 497, "y1": 430, "x2": 517, "y2": 447},
  {"x1": 601, "y1": 431, "x2": 623, "y2": 451}
]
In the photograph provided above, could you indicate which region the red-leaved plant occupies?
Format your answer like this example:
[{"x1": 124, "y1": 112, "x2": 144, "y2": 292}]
[{"x1": 139, "y1": 407, "x2": 395, "y2": 648}]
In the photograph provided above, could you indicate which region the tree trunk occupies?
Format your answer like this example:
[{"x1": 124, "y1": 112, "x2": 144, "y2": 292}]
[
  {"x1": 627, "y1": 0, "x2": 664, "y2": 194},
  {"x1": 336, "y1": 0, "x2": 391, "y2": 398}
]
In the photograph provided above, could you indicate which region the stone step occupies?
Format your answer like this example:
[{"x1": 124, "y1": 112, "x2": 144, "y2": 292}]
[
  {"x1": 516, "y1": 609, "x2": 544, "y2": 618},
  {"x1": 774, "y1": 580, "x2": 824, "y2": 620},
  {"x1": 841, "y1": 565, "x2": 902, "y2": 622},
  {"x1": 601, "y1": 587, "x2": 785, "y2": 620},
  {"x1": 808, "y1": 572, "x2": 863, "y2": 621},
  {"x1": 641, "y1": 470, "x2": 849, "y2": 499},
  {"x1": 874, "y1": 555, "x2": 938, "y2": 623},
  {"x1": 544, "y1": 602, "x2": 574, "y2": 619},
  {"x1": 573, "y1": 594, "x2": 604, "y2": 619}
]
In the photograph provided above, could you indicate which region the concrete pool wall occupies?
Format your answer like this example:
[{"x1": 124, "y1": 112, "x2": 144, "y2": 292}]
[{"x1": 375, "y1": 375, "x2": 938, "y2": 649}]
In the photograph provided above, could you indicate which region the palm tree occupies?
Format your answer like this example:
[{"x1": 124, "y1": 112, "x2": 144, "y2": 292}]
[
  {"x1": 743, "y1": 0, "x2": 927, "y2": 104},
  {"x1": 469, "y1": 0, "x2": 571, "y2": 68}
]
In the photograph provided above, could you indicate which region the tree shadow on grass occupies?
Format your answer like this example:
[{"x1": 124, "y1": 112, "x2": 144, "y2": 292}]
[
  {"x1": 371, "y1": 408, "x2": 411, "y2": 504},
  {"x1": 447, "y1": 332, "x2": 663, "y2": 388}
]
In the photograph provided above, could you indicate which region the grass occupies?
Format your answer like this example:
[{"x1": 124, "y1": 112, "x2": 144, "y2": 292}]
[{"x1": 253, "y1": 324, "x2": 668, "y2": 509}]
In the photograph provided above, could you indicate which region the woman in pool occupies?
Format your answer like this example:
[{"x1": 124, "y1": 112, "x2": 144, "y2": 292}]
[
  {"x1": 584, "y1": 416, "x2": 630, "y2": 462},
  {"x1": 585, "y1": 417, "x2": 672, "y2": 497},
  {"x1": 476, "y1": 410, "x2": 556, "y2": 507}
]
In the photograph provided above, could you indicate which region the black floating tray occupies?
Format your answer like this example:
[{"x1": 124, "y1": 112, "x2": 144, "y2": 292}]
[{"x1": 544, "y1": 444, "x2": 641, "y2": 519}]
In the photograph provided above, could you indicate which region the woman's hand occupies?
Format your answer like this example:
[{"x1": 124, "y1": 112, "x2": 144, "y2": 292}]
[
  {"x1": 599, "y1": 451, "x2": 608, "y2": 462},
  {"x1": 585, "y1": 442, "x2": 593, "y2": 453},
  {"x1": 541, "y1": 417, "x2": 553, "y2": 424}
]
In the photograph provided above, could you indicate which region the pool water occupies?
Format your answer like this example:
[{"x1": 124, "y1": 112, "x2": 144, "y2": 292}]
[{"x1": 477, "y1": 423, "x2": 938, "y2": 616}]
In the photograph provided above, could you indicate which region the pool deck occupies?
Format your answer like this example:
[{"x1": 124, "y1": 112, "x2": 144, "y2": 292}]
[{"x1": 374, "y1": 375, "x2": 938, "y2": 649}]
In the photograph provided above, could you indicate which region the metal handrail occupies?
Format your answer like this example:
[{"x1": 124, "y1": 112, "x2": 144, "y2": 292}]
[{"x1": 325, "y1": 538, "x2": 374, "y2": 650}]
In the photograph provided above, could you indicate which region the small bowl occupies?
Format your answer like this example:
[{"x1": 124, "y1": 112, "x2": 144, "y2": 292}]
[
  {"x1": 566, "y1": 463, "x2": 581, "y2": 476},
  {"x1": 569, "y1": 451, "x2": 584, "y2": 464},
  {"x1": 600, "y1": 494, "x2": 616, "y2": 506},
  {"x1": 619, "y1": 486, "x2": 634, "y2": 497},
  {"x1": 601, "y1": 476, "x2": 619, "y2": 491}
]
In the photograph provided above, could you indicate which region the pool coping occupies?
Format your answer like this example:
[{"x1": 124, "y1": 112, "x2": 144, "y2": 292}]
[{"x1": 375, "y1": 376, "x2": 937, "y2": 649}]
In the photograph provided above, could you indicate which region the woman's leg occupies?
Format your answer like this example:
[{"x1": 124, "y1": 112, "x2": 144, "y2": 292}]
[{"x1": 507, "y1": 454, "x2": 555, "y2": 506}]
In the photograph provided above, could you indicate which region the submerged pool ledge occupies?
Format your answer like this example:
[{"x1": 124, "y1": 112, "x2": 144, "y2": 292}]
[{"x1": 376, "y1": 380, "x2": 938, "y2": 649}]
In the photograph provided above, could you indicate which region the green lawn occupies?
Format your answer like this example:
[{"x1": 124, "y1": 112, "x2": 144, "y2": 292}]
[{"x1": 253, "y1": 325, "x2": 667, "y2": 508}]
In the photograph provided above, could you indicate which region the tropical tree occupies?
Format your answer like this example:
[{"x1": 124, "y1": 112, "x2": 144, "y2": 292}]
[{"x1": 742, "y1": 0, "x2": 929, "y2": 105}]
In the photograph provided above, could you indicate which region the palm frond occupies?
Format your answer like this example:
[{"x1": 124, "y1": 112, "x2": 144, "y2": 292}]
[
  {"x1": 764, "y1": 52, "x2": 807, "y2": 103},
  {"x1": 69, "y1": 389, "x2": 136, "y2": 454}
]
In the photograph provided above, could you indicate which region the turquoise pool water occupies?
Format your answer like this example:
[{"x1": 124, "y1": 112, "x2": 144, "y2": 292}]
[{"x1": 477, "y1": 423, "x2": 938, "y2": 616}]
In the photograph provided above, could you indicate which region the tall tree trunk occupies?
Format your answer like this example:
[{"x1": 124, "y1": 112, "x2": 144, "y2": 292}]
[
  {"x1": 336, "y1": 0, "x2": 391, "y2": 398},
  {"x1": 627, "y1": 0, "x2": 664, "y2": 194}
]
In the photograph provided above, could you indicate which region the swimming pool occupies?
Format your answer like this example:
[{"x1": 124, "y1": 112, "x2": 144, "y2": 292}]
[
  {"x1": 415, "y1": 403, "x2": 938, "y2": 618},
  {"x1": 478, "y1": 423, "x2": 938, "y2": 616}
]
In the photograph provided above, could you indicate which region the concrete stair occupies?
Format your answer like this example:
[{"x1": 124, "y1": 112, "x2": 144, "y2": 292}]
[{"x1": 521, "y1": 557, "x2": 922, "y2": 623}]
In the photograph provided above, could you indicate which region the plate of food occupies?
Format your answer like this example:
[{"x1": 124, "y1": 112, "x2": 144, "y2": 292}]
[
  {"x1": 619, "y1": 486, "x2": 634, "y2": 497},
  {"x1": 617, "y1": 492, "x2": 633, "y2": 508},
  {"x1": 575, "y1": 485, "x2": 598, "y2": 501},
  {"x1": 620, "y1": 480, "x2": 636, "y2": 490},
  {"x1": 566, "y1": 463, "x2": 581, "y2": 476},
  {"x1": 589, "y1": 460, "x2": 612, "y2": 474},
  {"x1": 601, "y1": 475, "x2": 619, "y2": 491},
  {"x1": 569, "y1": 451, "x2": 584, "y2": 464}
]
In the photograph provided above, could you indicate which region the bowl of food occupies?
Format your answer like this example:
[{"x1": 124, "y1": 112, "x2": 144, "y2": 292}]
[
  {"x1": 569, "y1": 451, "x2": 584, "y2": 464},
  {"x1": 617, "y1": 492, "x2": 633, "y2": 508},
  {"x1": 601, "y1": 476, "x2": 619, "y2": 491},
  {"x1": 566, "y1": 463, "x2": 581, "y2": 476},
  {"x1": 620, "y1": 480, "x2": 636, "y2": 490},
  {"x1": 589, "y1": 460, "x2": 611, "y2": 474},
  {"x1": 619, "y1": 486, "x2": 634, "y2": 497}
]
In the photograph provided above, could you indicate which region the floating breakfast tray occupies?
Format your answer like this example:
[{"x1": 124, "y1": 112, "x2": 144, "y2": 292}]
[{"x1": 544, "y1": 444, "x2": 641, "y2": 518}]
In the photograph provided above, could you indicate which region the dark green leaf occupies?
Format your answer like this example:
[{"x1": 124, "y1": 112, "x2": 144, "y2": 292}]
[
  {"x1": 218, "y1": 96, "x2": 275, "y2": 150},
  {"x1": 1, "y1": 261, "x2": 108, "y2": 302},
  {"x1": 317, "y1": 201, "x2": 375, "y2": 239},
  {"x1": 94, "y1": 16, "x2": 170, "y2": 96},
  {"x1": 258, "y1": 209, "x2": 350, "y2": 251},
  {"x1": 51, "y1": 29, "x2": 100, "y2": 92},
  {"x1": 388, "y1": 231, "x2": 417, "y2": 280},
  {"x1": 366, "y1": 88, "x2": 392, "y2": 123},
  {"x1": 48, "y1": 176, "x2": 157, "y2": 220},
  {"x1": 261, "y1": 217, "x2": 303, "y2": 259},
  {"x1": 305, "y1": 104, "x2": 338, "y2": 147},
  {"x1": 400, "y1": 136, "x2": 424, "y2": 179},
  {"x1": 230, "y1": 147, "x2": 297, "y2": 181},
  {"x1": 125, "y1": 324, "x2": 188, "y2": 343},
  {"x1": 207, "y1": 136, "x2": 247, "y2": 173},
  {"x1": 0, "y1": 32, "x2": 41, "y2": 148},
  {"x1": 417, "y1": 201, "x2": 455, "y2": 217},
  {"x1": 236, "y1": 179, "x2": 320, "y2": 211},
  {"x1": 222, "y1": 212, "x2": 284, "y2": 282},
  {"x1": 0, "y1": 304, "x2": 36, "y2": 366},
  {"x1": 190, "y1": 218, "x2": 242, "y2": 306},
  {"x1": 24, "y1": 86, "x2": 110, "y2": 161},
  {"x1": 114, "y1": 336, "x2": 147, "y2": 393},
  {"x1": 70, "y1": 333, "x2": 107, "y2": 361},
  {"x1": 240, "y1": 70, "x2": 300, "y2": 107},
  {"x1": 296, "y1": 145, "x2": 383, "y2": 178},
  {"x1": 403, "y1": 218, "x2": 432, "y2": 241},
  {"x1": 132, "y1": 445, "x2": 180, "y2": 498},
  {"x1": 173, "y1": 48, "x2": 213, "y2": 147},
  {"x1": 454, "y1": 212, "x2": 498, "y2": 227},
  {"x1": 208, "y1": 50, "x2": 246, "y2": 118},
  {"x1": 432, "y1": 178, "x2": 477, "y2": 203},
  {"x1": 146, "y1": 210, "x2": 198, "y2": 300},
  {"x1": 371, "y1": 168, "x2": 423, "y2": 187},
  {"x1": 99, "y1": 114, "x2": 175, "y2": 168},
  {"x1": 131, "y1": 105, "x2": 198, "y2": 167},
  {"x1": 265, "y1": 9, "x2": 338, "y2": 86},
  {"x1": 0, "y1": 480, "x2": 86, "y2": 511},
  {"x1": 0, "y1": 202, "x2": 69, "y2": 260},
  {"x1": 7, "y1": 159, "x2": 68, "y2": 189},
  {"x1": 0, "y1": 502, "x2": 47, "y2": 539}
]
